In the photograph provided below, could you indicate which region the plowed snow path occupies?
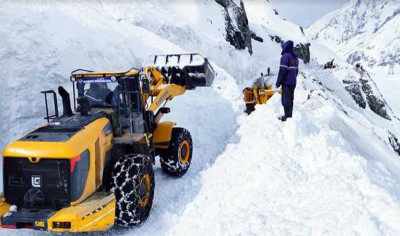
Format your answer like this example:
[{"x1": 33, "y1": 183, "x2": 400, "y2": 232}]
[{"x1": 130, "y1": 81, "x2": 241, "y2": 235}]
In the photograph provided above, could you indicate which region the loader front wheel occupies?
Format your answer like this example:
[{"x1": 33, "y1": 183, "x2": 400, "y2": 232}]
[
  {"x1": 110, "y1": 154, "x2": 154, "y2": 227},
  {"x1": 160, "y1": 128, "x2": 193, "y2": 177}
]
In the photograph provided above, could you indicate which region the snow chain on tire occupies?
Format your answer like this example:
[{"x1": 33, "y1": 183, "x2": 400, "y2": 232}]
[
  {"x1": 110, "y1": 154, "x2": 154, "y2": 227},
  {"x1": 160, "y1": 128, "x2": 193, "y2": 177}
]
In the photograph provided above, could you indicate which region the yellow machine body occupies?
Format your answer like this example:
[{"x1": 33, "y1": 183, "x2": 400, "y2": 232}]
[
  {"x1": 2, "y1": 118, "x2": 113, "y2": 206},
  {"x1": 153, "y1": 122, "x2": 176, "y2": 149},
  {"x1": 47, "y1": 192, "x2": 115, "y2": 233},
  {"x1": 0, "y1": 53, "x2": 215, "y2": 232},
  {"x1": 0, "y1": 200, "x2": 11, "y2": 218},
  {"x1": 0, "y1": 118, "x2": 115, "y2": 232},
  {"x1": 243, "y1": 84, "x2": 280, "y2": 113}
]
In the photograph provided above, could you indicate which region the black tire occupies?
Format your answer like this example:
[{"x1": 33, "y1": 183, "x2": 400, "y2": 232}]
[
  {"x1": 110, "y1": 154, "x2": 155, "y2": 227},
  {"x1": 160, "y1": 128, "x2": 193, "y2": 177}
]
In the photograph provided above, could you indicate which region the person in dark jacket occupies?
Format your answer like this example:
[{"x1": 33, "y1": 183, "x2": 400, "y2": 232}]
[{"x1": 276, "y1": 40, "x2": 299, "y2": 121}]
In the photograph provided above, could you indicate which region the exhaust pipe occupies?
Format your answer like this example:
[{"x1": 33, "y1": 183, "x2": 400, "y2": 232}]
[{"x1": 58, "y1": 86, "x2": 73, "y2": 117}]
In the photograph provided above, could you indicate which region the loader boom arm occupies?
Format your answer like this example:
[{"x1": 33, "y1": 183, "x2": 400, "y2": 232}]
[{"x1": 143, "y1": 66, "x2": 187, "y2": 114}]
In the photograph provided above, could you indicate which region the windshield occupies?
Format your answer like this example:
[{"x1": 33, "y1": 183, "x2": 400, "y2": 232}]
[{"x1": 77, "y1": 79, "x2": 119, "y2": 108}]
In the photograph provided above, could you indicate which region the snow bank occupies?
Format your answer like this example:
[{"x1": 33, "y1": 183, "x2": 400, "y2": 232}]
[{"x1": 168, "y1": 79, "x2": 400, "y2": 235}]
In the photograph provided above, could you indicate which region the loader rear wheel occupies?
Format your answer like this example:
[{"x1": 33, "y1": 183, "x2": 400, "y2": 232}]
[
  {"x1": 160, "y1": 128, "x2": 193, "y2": 177},
  {"x1": 110, "y1": 154, "x2": 154, "y2": 227}
]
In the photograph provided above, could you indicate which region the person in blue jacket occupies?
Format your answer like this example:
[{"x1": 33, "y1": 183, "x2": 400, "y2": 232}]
[{"x1": 276, "y1": 40, "x2": 299, "y2": 121}]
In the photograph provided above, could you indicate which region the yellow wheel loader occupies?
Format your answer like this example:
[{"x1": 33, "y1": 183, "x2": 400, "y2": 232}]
[
  {"x1": 0, "y1": 53, "x2": 215, "y2": 232},
  {"x1": 243, "y1": 74, "x2": 280, "y2": 114}
]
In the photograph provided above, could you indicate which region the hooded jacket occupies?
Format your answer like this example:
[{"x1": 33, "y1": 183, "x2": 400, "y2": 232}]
[{"x1": 276, "y1": 40, "x2": 299, "y2": 87}]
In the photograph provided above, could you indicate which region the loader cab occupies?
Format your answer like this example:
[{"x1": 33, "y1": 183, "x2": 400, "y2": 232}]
[
  {"x1": 77, "y1": 80, "x2": 117, "y2": 108},
  {"x1": 70, "y1": 69, "x2": 146, "y2": 135}
]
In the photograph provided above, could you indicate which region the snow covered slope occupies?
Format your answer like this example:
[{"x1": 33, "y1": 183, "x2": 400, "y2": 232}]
[
  {"x1": 0, "y1": 0, "x2": 307, "y2": 154},
  {"x1": 169, "y1": 79, "x2": 400, "y2": 235},
  {"x1": 244, "y1": 0, "x2": 307, "y2": 66},
  {"x1": 308, "y1": 0, "x2": 400, "y2": 72},
  {"x1": 1, "y1": 0, "x2": 400, "y2": 235},
  {"x1": 0, "y1": 1, "x2": 224, "y2": 151},
  {"x1": 307, "y1": 0, "x2": 400, "y2": 154}
]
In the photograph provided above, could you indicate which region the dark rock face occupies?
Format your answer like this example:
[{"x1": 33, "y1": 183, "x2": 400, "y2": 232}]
[
  {"x1": 343, "y1": 80, "x2": 367, "y2": 109},
  {"x1": 251, "y1": 33, "x2": 263, "y2": 43},
  {"x1": 268, "y1": 36, "x2": 311, "y2": 64},
  {"x1": 343, "y1": 70, "x2": 392, "y2": 120},
  {"x1": 270, "y1": 35, "x2": 282, "y2": 44},
  {"x1": 216, "y1": 0, "x2": 254, "y2": 54},
  {"x1": 216, "y1": 0, "x2": 309, "y2": 62},
  {"x1": 299, "y1": 27, "x2": 305, "y2": 36},
  {"x1": 388, "y1": 132, "x2": 400, "y2": 156},
  {"x1": 294, "y1": 43, "x2": 311, "y2": 64},
  {"x1": 360, "y1": 78, "x2": 391, "y2": 120}
]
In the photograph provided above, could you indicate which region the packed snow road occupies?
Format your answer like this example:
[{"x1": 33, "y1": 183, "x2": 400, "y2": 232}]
[{"x1": 127, "y1": 70, "x2": 241, "y2": 235}]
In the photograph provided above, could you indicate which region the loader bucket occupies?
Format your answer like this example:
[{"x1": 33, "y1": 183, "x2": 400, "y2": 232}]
[{"x1": 146, "y1": 53, "x2": 215, "y2": 90}]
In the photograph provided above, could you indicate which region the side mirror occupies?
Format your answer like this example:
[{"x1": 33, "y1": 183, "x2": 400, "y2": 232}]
[
  {"x1": 154, "y1": 107, "x2": 170, "y2": 123},
  {"x1": 159, "y1": 107, "x2": 170, "y2": 114}
]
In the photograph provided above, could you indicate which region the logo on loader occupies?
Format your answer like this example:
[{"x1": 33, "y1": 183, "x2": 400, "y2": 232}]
[
  {"x1": 35, "y1": 221, "x2": 45, "y2": 227},
  {"x1": 31, "y1": 175, "x2": 42, "y2": 188}
]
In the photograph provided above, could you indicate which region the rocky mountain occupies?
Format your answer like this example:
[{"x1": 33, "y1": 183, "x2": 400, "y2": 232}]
[
  {"x1": 307, "y1": 0, "x2": 400, "y2": 155},
  {"x1": 217, "y1": 0, "x2": 311, "y2": 62},
  {"x1": 308, "y1": 0, "x2": 400, "y2": 71},
  {"x1": 342, "y1": 68, "x2": 394, "y2": 120},
  {"x1": 216, "y1": 0, "x2": 254, "y2": 54}
]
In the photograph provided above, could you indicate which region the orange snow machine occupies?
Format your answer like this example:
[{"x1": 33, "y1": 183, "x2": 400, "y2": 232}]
[{"x1": 243, "y1": 74, "x2": 280, "y2": 114}]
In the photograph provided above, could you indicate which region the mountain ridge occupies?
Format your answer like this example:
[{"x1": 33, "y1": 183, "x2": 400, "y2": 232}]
[{"x1": 308, "y1": 0, "x2": 400, "y2": 71}]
